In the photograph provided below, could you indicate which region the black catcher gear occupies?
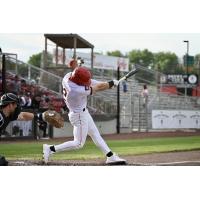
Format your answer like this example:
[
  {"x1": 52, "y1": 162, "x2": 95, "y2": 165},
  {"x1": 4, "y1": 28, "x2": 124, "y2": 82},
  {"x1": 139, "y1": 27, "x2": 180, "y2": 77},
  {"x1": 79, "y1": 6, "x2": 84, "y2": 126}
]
[{"x1": 0, "y1": 93, "x2": 20, "y2": 106}]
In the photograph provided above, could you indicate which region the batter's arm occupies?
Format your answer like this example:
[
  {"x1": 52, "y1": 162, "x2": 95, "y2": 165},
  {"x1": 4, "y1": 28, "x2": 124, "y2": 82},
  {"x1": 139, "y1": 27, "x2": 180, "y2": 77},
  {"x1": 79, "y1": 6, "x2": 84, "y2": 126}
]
[
  {"x1": 91, "y1": 80, "x2": 118, "y2": 94},
  {"x1": 92, "y1": 82, "x2": 110, "y2": 93}
]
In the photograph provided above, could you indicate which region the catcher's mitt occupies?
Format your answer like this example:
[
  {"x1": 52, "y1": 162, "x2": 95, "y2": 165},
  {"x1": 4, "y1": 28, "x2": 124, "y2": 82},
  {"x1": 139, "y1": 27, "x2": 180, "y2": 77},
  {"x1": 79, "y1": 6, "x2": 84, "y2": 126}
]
[{"x1": 43, "y1": 110, "x2": 64, "y2": 128}]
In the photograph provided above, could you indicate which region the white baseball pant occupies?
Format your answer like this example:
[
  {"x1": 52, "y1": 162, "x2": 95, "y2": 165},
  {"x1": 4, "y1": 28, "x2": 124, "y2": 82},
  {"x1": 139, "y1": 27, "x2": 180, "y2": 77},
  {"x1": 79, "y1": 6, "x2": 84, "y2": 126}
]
[{"x1": 54, "y1": 109, "x2": 111, "y2": 155}]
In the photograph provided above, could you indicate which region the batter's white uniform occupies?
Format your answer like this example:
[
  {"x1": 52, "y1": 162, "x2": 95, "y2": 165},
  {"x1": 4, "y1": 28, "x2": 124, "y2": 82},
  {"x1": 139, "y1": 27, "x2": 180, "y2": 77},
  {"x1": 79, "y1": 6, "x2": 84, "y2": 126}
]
[{"x1": 53, "y1": 72, "x2": 111, "y2": 155}]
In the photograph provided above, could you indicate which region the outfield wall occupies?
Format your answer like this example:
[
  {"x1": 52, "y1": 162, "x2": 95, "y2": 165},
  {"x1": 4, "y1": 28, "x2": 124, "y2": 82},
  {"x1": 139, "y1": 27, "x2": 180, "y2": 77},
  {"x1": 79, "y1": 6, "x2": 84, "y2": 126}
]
[
  {"x1": 53, "y1": 118, "x2": 117, "y2": 138},
  {"x1": 2, "y1": 115, "x2": 117, "y2": 139}
]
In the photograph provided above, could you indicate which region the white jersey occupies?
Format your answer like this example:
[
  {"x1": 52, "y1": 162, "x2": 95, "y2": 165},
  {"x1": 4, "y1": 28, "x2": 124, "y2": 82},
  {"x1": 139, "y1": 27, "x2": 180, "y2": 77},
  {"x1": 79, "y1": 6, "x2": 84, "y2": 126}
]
[{"x1": 62, "y1": 72, "x2": 101, "y2": 113}]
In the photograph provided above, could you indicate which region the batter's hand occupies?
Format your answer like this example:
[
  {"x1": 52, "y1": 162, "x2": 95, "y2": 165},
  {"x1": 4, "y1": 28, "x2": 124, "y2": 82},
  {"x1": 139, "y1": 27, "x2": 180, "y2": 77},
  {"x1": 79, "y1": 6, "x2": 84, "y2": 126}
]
[
  {"x1": 113, "y1": 79, "x2": 120, "y2": 86},
  {"x1": 107, "y1": 80, "x2": 120, "y2": 88}
]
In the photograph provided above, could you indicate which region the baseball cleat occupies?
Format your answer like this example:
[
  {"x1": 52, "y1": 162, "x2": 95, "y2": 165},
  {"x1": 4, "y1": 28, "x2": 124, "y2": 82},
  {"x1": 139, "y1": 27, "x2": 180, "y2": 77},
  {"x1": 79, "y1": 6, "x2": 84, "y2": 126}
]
[
  {"x1": 106, "y1": 153, "x2": 127, "y2": 165},
  {"x1": 43, "y1": 144, "x2": 51, "y2": 164}
]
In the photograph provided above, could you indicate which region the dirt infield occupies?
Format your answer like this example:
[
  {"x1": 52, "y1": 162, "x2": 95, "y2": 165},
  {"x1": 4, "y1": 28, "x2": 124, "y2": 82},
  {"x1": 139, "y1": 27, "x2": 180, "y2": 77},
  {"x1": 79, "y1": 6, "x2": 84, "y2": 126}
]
[
  {"x1": 8, "y1": 150, "x2": 200, "y2": 166},
  {"x1": 7, "y1": 131, "x2": 200, "y2": 166}
]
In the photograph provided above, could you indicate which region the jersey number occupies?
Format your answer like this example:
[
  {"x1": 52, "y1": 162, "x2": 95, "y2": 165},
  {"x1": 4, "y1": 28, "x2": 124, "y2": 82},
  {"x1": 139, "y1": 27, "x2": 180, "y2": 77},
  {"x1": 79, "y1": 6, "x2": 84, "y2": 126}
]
[
  {"x1": 62, "y1": 88, "x2": 69, "y2": 104},
  {"x1": 63, "y1": 88, "x2": 68, "y2": 97}
]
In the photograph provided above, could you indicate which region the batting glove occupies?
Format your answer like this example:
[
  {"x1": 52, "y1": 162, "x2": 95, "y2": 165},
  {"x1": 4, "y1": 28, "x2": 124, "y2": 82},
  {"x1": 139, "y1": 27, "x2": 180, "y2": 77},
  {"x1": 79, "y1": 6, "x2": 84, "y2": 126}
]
[
  {"x1": 108, "y1": 80, "x2": 120, "y2": 88},
  {"x1": 113, "y1": 79, "x2": 120, "y2": 86}
]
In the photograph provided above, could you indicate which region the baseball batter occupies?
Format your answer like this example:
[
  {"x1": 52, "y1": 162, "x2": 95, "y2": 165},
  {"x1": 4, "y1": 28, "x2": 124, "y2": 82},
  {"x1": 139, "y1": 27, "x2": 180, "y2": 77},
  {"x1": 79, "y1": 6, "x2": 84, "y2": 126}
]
[{"x1": 43, "y1": 66, "x2": 126, "y2": 165}]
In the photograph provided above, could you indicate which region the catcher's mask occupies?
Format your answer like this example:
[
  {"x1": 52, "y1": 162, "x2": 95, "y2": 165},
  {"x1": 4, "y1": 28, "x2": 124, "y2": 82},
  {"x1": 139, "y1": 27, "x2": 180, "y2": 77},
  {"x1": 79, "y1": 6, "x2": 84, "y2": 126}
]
[
  {"x1": 0, "y1": 93, "x2": 20, "y2": 107},
  {"x1": 69, "y1": 67, "x2": 91, "y2": 86}
]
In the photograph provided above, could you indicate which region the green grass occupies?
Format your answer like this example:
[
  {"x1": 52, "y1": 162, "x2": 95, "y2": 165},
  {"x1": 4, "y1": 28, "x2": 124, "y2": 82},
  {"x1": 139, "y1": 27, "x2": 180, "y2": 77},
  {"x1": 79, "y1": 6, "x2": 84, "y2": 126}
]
[{"x1": 1, "y1": 136, "x2": 200, "y2": 160}]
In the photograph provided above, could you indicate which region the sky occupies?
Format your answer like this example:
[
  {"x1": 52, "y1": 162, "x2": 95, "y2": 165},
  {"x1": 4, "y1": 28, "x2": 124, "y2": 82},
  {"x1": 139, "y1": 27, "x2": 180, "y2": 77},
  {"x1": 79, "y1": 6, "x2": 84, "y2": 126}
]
[{"x1": 0, "y1": 33, "x2": 200, "y2": 62}]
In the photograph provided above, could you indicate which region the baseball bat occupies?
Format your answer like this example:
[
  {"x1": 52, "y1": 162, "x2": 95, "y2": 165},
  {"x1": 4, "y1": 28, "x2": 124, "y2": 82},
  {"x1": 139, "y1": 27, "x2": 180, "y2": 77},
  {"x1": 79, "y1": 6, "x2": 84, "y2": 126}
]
[{"x1": 118, "y1": 68, "x2": 139, "y2": 83}]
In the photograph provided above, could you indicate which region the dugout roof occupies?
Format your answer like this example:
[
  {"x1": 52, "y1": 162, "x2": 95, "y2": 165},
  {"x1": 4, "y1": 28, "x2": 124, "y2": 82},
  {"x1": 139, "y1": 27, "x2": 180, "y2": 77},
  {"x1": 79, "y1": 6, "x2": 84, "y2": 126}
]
[
  {"x1": 43, "y1": 34, "x2": 94, "y2": 69},
  {"x1": 44, "y1": 34, "x2": 94, "y2": 49}
]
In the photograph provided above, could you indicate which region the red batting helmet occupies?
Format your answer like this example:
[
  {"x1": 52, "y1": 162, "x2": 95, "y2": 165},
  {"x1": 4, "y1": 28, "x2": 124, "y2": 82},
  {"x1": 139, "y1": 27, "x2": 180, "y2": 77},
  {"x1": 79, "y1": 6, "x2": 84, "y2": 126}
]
[{"x1": 69, "y1": 67, "x2": 91, "y2": 86}]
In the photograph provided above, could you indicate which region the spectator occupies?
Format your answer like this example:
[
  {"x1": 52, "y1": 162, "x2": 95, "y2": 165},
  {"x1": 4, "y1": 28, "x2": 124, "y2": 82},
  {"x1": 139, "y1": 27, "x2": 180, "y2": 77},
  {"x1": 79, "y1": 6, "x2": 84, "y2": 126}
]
[
  {"x1": 20, "y1": 79, "x2": 27, "y2": 94},
  {"x1": 31, "y1": 93, "x2": 42, "y2": 109},
  {"x1": 20, "y1": 92, "x2": 32, "y2": 109},
  {"x1": 24, "y1": 92, "x2": 32, "y2": 108},
  {"x1": 141, "y1": 84, "x2": 149, "y2": 107},
  {"x1": 40, "y1": 96, "x2": 51, "y2": 110},
  {"x1": 30, "y1": 79, "x2": 36, "y2": 85},
  {"x1": 19, "y1": 94, "x2": 27, "y2": 107},
  {"x1": 30, "y1": 85, "x2": 36, "y2": 96},
  {"x1": 36, "y1": 75, "x2": 40, "y2": 84},
  {"x1": 122, "y1": 80, "x2": 128, "y2": 93}
]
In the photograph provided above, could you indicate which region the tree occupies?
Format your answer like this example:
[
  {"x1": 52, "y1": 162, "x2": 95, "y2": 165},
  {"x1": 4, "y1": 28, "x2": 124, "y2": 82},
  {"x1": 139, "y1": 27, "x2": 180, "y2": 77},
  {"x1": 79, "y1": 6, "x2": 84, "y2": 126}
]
[
  {"x1": 127, "y1": 49, "x2": 154, "y2": 83},
  {"x1": 28, "y1": 52, "x2": 53, "y2": 68},
  {"x1": 28, "y1": 52, "x2": 42, "y2": 67},
  {"x1": 128, "y1": 49, "x2": 154, "y2": 68},
  {"x1": 106, "y1": 50, "x2": 124, "y2": 57},
  {"x1": 154, "y1": 52, "x2": 179, "y2": 73}
]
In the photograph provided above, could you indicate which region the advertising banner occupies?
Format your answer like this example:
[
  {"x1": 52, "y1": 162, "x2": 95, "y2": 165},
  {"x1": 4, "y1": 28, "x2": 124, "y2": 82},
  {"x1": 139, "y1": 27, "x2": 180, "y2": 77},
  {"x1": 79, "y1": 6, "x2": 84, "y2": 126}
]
[
  {"x1": 53, "y1": 49, "x2": 129, "y2": 71},
  {"x1": 152, "y1": 110, "x2": 200, "y2": 129}
]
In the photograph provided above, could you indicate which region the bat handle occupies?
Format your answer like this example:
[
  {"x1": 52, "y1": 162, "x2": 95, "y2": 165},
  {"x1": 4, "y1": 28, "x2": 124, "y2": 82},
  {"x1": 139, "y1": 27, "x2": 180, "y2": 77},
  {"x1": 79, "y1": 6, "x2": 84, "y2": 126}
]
[{"x1": 118, "y1": 76, "x2": 126, "y2": 83}]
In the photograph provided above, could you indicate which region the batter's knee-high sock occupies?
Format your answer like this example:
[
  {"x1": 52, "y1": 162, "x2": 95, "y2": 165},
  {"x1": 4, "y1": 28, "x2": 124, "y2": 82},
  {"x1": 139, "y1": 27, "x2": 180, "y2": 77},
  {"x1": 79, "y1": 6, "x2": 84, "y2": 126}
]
[
  {"x1": 106, "y1": 151, "x2": 113, "y2": 157},
  {"x1": 50, "y1": 146, "x2": 56, "y2": 152}
]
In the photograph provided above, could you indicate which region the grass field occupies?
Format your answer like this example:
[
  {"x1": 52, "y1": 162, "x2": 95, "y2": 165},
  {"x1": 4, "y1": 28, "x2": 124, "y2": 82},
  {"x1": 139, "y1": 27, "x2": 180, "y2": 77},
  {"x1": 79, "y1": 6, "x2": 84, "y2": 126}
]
[{"x1": 1, "y1": 135, "x2": 200, "y2": 161}]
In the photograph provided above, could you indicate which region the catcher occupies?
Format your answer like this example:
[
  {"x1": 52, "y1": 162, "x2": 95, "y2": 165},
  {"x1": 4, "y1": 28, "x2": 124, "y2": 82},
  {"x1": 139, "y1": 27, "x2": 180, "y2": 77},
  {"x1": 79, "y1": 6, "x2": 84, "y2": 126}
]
[
  {"x1": 0, "y1": 93, "x2": 64, "y2": 133},
  {"x1": 0, "y1": 93, "x2": 63, "y2": 166}
]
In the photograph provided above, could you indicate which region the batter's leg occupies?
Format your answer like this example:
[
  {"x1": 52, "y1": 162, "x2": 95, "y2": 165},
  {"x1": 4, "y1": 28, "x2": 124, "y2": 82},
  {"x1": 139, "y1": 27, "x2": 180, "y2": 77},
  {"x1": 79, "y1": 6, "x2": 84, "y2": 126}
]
[
  {"x1": 86, "y1": 112, "x2": 126, "y2": 164},
  {"x1": 43, "y1": 120, "x2": 88, "y2": 164},
  {"x1": 54, "y1": 113, "x2": 88, "y2": 152},
  {"x1": 87, "y1": 112, "x2": 111, "y2": 155}
]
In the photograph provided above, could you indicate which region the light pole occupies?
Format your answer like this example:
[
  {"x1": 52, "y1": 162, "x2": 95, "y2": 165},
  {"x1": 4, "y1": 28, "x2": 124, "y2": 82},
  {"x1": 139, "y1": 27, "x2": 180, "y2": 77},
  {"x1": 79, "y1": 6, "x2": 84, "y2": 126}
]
[
  {"x1": 183, "y1": 40, "x2": 189, "y2": 75},
  {"x1": 183, "y1": 40, "x2": 189, "y2": 97}
]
